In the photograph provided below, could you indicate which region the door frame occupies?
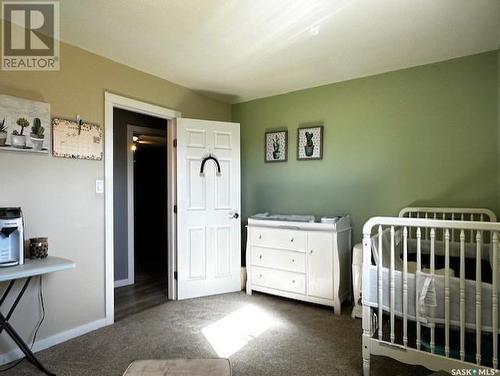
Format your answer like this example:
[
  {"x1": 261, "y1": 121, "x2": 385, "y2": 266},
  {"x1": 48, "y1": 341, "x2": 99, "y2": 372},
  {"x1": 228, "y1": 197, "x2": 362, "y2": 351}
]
[
  {"x1": 104, "y1": 92, "x2": 181, "y2": 325},
  {"x1": 113, "y1": 125, "x2": 167, "y2": 288}
]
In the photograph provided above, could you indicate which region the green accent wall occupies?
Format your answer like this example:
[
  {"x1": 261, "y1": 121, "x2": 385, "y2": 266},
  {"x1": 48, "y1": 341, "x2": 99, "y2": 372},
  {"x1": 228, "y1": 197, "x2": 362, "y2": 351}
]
[{"x1": 232, "y1": 51, "x2": 498, "y2": 244}]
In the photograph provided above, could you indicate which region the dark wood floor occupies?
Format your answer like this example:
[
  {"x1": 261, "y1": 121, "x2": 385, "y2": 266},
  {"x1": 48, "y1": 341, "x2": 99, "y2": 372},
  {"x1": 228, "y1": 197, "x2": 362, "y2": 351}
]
[{"x1": 114, "y1": 273, "x2": 167, "y2": 321}]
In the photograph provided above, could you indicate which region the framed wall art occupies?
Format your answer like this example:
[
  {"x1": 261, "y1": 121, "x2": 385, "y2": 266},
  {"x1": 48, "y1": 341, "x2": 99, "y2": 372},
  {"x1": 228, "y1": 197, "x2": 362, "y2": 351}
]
[
  {"x1": 0, "y1": 94, "x2": 51, "y2": 154},
  {"x1": 265, "y1": 130, "x2": 288, "y2": 162},
  {"x1": 297, "y1": 124, "x2": 323, "y2": 160}
]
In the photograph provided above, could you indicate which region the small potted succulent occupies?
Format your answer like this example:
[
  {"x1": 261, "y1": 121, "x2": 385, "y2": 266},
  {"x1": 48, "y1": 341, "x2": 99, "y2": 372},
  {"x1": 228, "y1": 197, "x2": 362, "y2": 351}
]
[
  {"x1": 0, "y1": 118, "x2": 7, "y2": 146},
  {"x1": 304, "y1": 131, "x2": 314, "y2": 157},
  {"x1": 30, "y1": 118, "x2": 45, "y2": 151},
  {"x1": 11, "y1": 117, "x2": 29, "y2": 148}
]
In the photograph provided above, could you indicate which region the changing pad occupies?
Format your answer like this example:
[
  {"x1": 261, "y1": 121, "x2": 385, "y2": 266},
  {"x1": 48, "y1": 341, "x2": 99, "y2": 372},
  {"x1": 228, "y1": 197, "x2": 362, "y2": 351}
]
[{"x1": 250, "y1": 212, "x2": 315, "y2": 223}]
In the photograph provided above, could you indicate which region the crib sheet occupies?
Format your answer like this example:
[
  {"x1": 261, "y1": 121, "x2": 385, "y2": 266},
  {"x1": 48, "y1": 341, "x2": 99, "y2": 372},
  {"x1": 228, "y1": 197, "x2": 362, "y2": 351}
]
[{"x1": 363, "y1": 264, "x2": 499, "y2": 332}]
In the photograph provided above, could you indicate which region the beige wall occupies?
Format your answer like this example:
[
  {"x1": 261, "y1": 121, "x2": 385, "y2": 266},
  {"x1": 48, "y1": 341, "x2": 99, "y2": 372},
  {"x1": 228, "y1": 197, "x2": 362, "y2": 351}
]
[{"x1": 0, "y1": 42, "x2": 230, "y2": 358}]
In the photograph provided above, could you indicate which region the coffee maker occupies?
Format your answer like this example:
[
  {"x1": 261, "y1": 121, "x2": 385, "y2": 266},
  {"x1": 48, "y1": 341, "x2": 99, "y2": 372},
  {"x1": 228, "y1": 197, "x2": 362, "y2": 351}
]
[{"x1": 0, "y1": 208, "x2": 24, "y2": 267}]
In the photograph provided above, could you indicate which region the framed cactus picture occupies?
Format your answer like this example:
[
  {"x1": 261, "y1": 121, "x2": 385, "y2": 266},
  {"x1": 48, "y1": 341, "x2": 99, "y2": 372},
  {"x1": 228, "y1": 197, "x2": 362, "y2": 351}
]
[
  {"x1": 297, "y1": 124, "x2": 323, "y2": 160},
  {"x1": 265, "y1": 130, "x2": 287, "y2": 162}
]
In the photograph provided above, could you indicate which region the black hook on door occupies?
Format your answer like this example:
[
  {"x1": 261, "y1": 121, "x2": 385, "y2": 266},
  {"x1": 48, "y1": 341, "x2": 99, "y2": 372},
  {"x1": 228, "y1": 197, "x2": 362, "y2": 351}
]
[{"x1": 200, "y1": 154, "x2": 221, "y2": 176}]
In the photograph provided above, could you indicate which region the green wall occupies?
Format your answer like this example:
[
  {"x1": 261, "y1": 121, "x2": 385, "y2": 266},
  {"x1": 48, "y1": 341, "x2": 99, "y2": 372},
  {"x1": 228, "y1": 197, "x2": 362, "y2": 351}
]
[{"x1": 232, "y1": 51, "x2": 498, "y2": 243}]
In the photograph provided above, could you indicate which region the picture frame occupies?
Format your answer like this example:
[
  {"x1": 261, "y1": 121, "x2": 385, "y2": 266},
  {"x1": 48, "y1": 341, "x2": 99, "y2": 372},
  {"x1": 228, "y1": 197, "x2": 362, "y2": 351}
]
[
  {"x1": 265, "y1": 130, "x2": 288, "y2": 163},
  {"x1": 297, "y1": 123, "x2": 323, "y2": 160},
  {"x1": 0, "y1": 94, "x2": 51, "y2": 154}
]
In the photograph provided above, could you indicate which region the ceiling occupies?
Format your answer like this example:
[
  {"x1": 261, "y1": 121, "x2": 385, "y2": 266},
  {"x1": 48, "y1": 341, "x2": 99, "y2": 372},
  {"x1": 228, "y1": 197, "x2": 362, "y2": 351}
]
[{"x1": 60, "y1": 0, "x2": 500, "y2": 103}]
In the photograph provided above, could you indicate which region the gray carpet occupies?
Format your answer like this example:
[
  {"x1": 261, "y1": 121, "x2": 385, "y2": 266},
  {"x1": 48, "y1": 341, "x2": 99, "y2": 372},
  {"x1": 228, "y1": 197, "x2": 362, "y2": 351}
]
[{"x1": 4, "y1": 292, "x2": 431, "y2": 375}]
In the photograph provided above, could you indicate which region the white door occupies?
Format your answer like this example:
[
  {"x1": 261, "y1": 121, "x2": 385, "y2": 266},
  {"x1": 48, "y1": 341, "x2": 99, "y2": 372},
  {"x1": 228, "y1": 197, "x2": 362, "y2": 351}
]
[{"x1": 177, "y1": 118, "x2": 241, "y2": 299}]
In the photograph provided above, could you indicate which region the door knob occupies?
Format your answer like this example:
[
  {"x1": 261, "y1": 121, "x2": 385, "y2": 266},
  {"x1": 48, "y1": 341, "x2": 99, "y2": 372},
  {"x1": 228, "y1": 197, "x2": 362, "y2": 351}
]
[{"x1": 230, "y1": 212, "x2": 239, "y2": 219}]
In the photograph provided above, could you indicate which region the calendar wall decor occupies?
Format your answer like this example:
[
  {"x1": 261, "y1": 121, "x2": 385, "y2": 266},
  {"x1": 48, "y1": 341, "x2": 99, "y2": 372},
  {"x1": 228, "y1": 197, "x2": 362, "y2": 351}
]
[{"x1": 52, "y1": 118, "x2": 103, "y2": 160}]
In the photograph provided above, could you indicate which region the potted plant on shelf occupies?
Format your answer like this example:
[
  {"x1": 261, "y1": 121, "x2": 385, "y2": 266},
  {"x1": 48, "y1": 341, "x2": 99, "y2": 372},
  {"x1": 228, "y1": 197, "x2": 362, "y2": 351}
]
[
  {"x1": 30, "y1": 118, "x2": 45, "y2": 151},
  {"x1": 0, "y1": 119, "x2": 7, "y2": 146},
  {"x1": 11, "y1": 117, "x2": 29, "y2": 148}
]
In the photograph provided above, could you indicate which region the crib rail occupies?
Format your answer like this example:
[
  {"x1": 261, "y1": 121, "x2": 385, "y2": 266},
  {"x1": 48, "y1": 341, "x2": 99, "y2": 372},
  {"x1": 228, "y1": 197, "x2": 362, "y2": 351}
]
[
  {"x1": 399, "y1": 207, "x2": 497, "y2": 222},
  {"x1": 362, "y1": 216, "x2": 500, "y2": 374}
]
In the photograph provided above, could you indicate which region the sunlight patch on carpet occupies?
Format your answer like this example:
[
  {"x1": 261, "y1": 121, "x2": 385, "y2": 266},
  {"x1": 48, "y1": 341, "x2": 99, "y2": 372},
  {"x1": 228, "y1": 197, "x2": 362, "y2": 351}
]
[{"x1": 201, "y1": 304, "x2": 280, "y2": 358}]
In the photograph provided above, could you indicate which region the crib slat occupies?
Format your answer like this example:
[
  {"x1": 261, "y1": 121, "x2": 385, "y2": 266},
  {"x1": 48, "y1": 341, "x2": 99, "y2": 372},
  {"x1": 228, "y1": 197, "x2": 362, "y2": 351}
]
[
  {"x1": 390, "y1": 226, "x2": 395, "y2": 344},
  {"x1": 451, "y1": 214, "x2": 455, "y2": 242},
  {"x1": 470, "y1": 214, "x2": 474, "y2": 244},
  {"x1": 425, "y1": 213, "x2": 428, "y2": 240},
  {"x1": 493, "y1": 232, "x2": 498, "y2": 369},
  {"x1": 377, "y1": 225, "x2": 383, "y2": 341},
  {"x1": 444, "y1": 229, "x2": 450, "y2": 358},
  {"x1": 476, "y1": 230, "x2": 482, "y2": 365},
  {"x1": 403, "y1": 226, "x2": 408, "y2": 347},
  {"x1": 430, "y1": 228, "x2": 435, "y2": 354},
  {"x1": 416, "y1": 227, "x2": 422, "y2": 351},
  {"x1": 460, "y1": 229, "x2": 466, "y2": 361}
]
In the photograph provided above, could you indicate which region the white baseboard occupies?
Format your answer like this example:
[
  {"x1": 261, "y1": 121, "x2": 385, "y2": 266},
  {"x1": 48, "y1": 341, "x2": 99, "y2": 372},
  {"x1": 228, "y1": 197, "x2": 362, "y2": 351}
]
[
  {"x1": 114, "y1": 278, "x2": 133, "y2": 288},
  {"x1": 0, "y1": 318, "x2": 108, "y2": 365}
]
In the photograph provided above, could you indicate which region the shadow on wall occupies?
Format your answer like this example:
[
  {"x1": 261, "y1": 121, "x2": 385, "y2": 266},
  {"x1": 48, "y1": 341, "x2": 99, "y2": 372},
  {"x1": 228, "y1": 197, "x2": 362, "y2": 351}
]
[
  {"x1": 0, "y1": 86, "x2": 46, "y2": 103},
  {"x1": 193, "y1": 89, "x2": 240, "y2": 105}
]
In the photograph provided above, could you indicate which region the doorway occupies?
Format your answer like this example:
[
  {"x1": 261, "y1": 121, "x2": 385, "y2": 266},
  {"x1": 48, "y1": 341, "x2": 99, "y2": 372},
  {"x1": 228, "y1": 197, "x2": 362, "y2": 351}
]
[
  {"x1": 104, "y1": 93, "x2": 180, "y2": 325},
  {"x1": 132, "y1": 128, "x2": 168, "y2": 287},
  {"x1": 114, "y1": 121, "x2": 168, "y2": 321},
  {"x1": 104, "y1": 93, "x2": 241, "y2": 326}
]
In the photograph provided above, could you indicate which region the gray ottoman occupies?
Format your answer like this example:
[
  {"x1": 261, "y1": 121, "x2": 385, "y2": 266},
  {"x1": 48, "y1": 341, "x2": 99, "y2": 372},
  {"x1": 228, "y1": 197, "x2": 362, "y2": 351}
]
[{"x1": 123, "y1": 359, "x2": 232, "y2": 376}]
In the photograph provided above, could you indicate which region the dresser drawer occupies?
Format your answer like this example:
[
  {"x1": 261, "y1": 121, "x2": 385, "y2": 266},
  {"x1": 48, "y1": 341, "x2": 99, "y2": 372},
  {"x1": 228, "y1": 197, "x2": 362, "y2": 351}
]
[
  {"x1": 251, "y1": 247, "x2": 306, "y2": 273},
  {"x1": 251, "y1": 266, "x2": 306, "y2": 295},
  {"x1": 250, "y1": 227, "x2": 306, "y2": 252}
]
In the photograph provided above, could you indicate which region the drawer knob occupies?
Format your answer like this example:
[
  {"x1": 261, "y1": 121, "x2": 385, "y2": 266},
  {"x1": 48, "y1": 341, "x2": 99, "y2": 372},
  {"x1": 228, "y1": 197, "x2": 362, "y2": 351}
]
[
  {"x1": 292, "y1": 280, "x2": 295, "y2": 283},
  {"x1": 259, "y1": 274, "x2": 263, "y2": 278},
  {"x1": 291, "y1": 259, "x2": 295, "y2": 263},
  {"x1": 258, "y1": 234, "x2": 262, "y2": 239},
  {"x1": 310, "y1": 249, "x2": 314, "y2": 254},
  {"x1": 290, "y1": 238, "x2": 294, "y2": 242},
  {"x1": 259, "y1": 255, "x2": 262, "y2": 259}
]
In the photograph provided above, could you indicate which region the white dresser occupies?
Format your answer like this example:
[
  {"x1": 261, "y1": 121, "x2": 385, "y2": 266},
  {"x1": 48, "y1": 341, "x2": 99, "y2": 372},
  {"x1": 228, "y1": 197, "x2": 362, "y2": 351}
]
[{"x1": 246, "y1": 216, "x2": 351, "y2": 314}]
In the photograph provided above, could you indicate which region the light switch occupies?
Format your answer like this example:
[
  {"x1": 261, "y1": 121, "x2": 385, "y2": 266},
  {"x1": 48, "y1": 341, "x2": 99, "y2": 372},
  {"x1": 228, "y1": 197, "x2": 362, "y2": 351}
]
[{"x1": 95, "y1": 180, "x2": 104, "y2": 194}]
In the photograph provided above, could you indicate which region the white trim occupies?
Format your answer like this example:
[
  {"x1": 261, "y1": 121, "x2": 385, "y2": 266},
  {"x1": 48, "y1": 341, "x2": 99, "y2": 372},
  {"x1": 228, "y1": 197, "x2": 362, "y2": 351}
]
[
  {"x1": 167, "y1": 119, "x2": 178, "y2": 301},
  {"x1": 104, "y1": 92, "x2": 181, "y2": 325},
  {"x1": 114, "y1": 278, "x2": 131, "y2": 288},
  {"x1": 0, "y1": 318, "x2": 106, "y2": 366},
  {"x1": 125, "y1": 125, "x2": 166, "y2": 289}
]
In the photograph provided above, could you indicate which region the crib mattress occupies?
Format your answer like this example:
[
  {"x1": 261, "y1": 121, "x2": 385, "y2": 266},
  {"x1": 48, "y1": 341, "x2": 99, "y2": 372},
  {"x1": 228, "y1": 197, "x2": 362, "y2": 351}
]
[{"x1": 363, "y1": 264, "x2": 499, "y2": 332}]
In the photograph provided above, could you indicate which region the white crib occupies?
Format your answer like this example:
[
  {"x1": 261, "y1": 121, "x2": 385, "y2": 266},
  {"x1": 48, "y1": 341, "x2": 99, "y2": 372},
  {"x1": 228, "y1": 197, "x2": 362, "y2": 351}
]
[{"x1": 362, "y1": 207, "x2": 500, "y2": 374}]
